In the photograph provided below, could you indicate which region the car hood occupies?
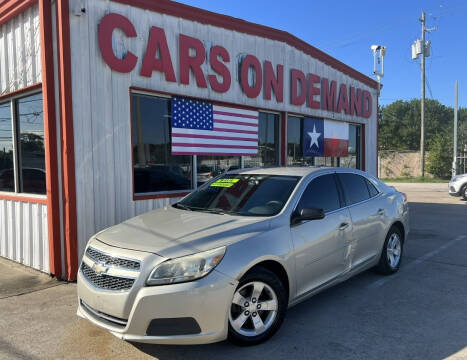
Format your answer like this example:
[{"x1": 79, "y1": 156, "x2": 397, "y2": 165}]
[{"x1": 95, "y1": 205, "x2": 271, "y2": 259}]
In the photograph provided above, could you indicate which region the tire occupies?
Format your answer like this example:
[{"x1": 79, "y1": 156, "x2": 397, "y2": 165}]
[
  {"x1": 227, "y1": 267, "x2": 287, "y2": 346},
  {"x1": 461, "y1": 184, "x2": 467, "y2": 201},
  {"x1": 375, "y1": 226, "x2": 404, "y2": 275}
]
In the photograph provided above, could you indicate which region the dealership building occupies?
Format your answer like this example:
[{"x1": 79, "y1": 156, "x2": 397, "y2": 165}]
[{"x1": 0, "y1": 0, "x2": 379, "y2": 280}]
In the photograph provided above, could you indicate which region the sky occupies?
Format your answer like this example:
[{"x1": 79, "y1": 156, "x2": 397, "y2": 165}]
[{"x1": 177, "y1": 0, "x2": 467, "y2": 108}]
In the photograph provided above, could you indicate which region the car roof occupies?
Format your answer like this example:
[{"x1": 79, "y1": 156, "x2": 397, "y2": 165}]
[{"x1": 230, "y1": 166, "x2": 336, "y2": 177}]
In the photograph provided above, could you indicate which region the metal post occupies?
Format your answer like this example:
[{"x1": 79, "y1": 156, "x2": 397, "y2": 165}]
[
  {"x1": 420, "y1": 11, "x2": 426, "y2": 177},
  {"x1": 453, "y1": 81, "x2": 458, "y2": 177}
]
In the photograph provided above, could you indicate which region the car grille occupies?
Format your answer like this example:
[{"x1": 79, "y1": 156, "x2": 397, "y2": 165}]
[
  {"x1": 85, "y1": 247, "x2": 140, "y2": 270},
  {"x1": 81, "y1": 262, "x2": 135, "y2": 291}
]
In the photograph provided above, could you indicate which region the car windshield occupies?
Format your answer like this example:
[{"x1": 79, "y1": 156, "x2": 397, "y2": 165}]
[{"x1": 174, "y1": 174, "x2": 301, "y2": 216}]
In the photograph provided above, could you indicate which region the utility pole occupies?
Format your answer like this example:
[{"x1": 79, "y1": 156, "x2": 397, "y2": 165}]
[
  {"x1": 453, "y1": 81, "x2": 458, "y2": 177},
  {"x1": 412, "y1": 11, "x2": 435, "y2": 177},
  {"x1": 420, "y1": 11, "x2": 426, "y2": 177}
]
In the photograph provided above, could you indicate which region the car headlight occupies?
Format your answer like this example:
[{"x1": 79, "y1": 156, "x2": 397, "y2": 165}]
[{"x1": 146, "y1": 247, "x2": 226, "y2": 286}]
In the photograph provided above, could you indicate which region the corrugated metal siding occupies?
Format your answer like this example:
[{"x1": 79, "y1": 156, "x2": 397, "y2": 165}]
[
  {"x1": 69, "y1": 0, "x2": 378, "y2": 260},
  {"x1": 0, "y1": 3, "x2": 41, "y2": 94},
  {"x1": 0, "y1": 200, "x2": 49, "y2": 272},
  {"x1": 0, "y1": 5, "x2": 47, "y2": 272}
]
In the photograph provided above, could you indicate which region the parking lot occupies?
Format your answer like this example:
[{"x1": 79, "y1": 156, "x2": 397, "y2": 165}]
[{"x1": 1, "y1": 183, "x2": 466, "y2": 360}]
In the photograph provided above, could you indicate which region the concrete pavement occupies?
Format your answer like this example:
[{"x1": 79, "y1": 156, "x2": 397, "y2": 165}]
[{"x1": 1, "y1": 182, "x2": 467, "y2": 360}]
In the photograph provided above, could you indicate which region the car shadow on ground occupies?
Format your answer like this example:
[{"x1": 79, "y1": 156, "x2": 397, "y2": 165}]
[{"x1": 127, "y1": 201, "x2": 467, "y2": 360}]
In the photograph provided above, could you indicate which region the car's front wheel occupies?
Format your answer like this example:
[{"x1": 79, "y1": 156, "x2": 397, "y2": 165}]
[
  {"x1": 228, "y1": 267, "x2": 287, "y2": 346},
  {"x1": 461, "y1": 184, "x2": 467, "y2": 201},
  {"x1": 376, "y1": 226, "x2": 404, "y2": 275}
]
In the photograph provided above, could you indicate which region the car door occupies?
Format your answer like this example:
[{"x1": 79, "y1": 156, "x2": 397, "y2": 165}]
[
  {"x1": 291, "y1": 173, "x2": 353, "y2": 298},
  {"x1": 337, "y1": 173, "x2": 386, "y2": 268}
]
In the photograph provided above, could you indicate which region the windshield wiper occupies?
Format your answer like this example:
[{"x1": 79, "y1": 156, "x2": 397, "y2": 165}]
[{"x1": 173, "y1": 203, "x2": 193, "y2": 211}]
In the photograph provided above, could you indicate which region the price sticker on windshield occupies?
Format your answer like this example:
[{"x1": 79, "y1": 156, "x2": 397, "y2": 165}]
[{"x1": 210, "y1": 178, "x2": 240, "y2": 188}]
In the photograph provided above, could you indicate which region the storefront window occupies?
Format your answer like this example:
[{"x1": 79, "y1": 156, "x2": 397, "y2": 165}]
[
  {"x1": 132, "y1": 93, "x2": 192, "y2": 194},
  {"x1": 0, "y1": 92, "x2": 45, "y2": 195},
  {"x1": 18, "y1": 93, "x2": 46, "y2": 194},
  {"x1": 197, "y1": 155, "x2": 240, "y2": 187},
  {"x1": 244, "y1": 112, "x2": 279, "y2": 168},
  {"x1": 338, "y1": 124, "x2": 361, "y2": 169},
  {"x1": 0, "y1": 101, "x2": 14, "y2": 192},
  {"x1": 287, "y1": 116, "x2": 313, "y2": 166},
  {"x1": 287, "y1": 116, "x2": 362, "y2": 169}
]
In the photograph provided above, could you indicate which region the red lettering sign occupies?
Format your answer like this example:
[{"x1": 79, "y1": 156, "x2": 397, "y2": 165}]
[
  {"x1": 307, "y1": 73, "x2": 320, "y2": 109},
  {"x1": 179, "y1": 34, "x2": 207, "y2": 88},
  {"x1": 321, "y1": 78, "x2": 337, "y2": 112},
  {"x1": 240, "y1": 55, "x2": 262, "y2": 98},
  {"x1": 140, "y1": 26, "x2": 176, "y2": 81},
  {"x1": 208, "y1": 45, "x2": 231, "y2": 93},
  {"x1": 336, "y1": 83, "x2": 349, "y2": 114},
  {"x1": 98, "y1": 13, "x2": 138, "y2": 73},
  {"x1": 290, "y1": 69, "x2": 306, "y2": 106},
  {"x1": 264, "y1": 61, "x2": 283, "y2": 102}
]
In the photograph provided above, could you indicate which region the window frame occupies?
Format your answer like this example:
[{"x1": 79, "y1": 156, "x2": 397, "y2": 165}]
[
  {"x1": 0, "y1": 87, "x2": 45, "y2": 196},
  {"x1": 286, "y1": 114, "x2": 364, "y2": 170},
  {"x1": 295, "y1": 173, "x2": 344, "y2": 214}
]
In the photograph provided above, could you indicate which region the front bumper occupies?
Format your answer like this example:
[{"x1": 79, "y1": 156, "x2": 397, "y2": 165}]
[
  {"x1": 448, "y1": 181, "x2": 462, "y2": 196},
  {"x1": 77, "y1": 267, "x2": 237, "y2": 345}
]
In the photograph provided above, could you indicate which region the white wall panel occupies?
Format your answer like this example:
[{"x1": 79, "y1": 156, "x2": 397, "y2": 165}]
[
  {"x1": 0, "y1": 4, "x2": 41, "y2": 94},
  {"x1": 0, "y1": 5, "x2": 47, "y2": 272},
  {"x1": 0, "y1": 199, "x2": 49, "y2": 273},
  {"x1": 69, "y1": 0, "x2": 378, "y2": 260}
]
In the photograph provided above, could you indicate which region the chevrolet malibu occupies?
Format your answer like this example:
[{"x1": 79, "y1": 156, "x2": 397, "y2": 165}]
[{"x1": 77, "y1": 167, "x2": 409, "y2": 346}]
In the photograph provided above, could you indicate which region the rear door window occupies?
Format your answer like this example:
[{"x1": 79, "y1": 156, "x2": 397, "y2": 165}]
[
  {"x1": 337, "y1": 173, "x2": 370, "y2": 206},
  {"x1": 365, "y1": 179, "x2": 379, "y2": 197},
  {"x1": 297, "y1": 174, "x2": 341, "y2": 213}
]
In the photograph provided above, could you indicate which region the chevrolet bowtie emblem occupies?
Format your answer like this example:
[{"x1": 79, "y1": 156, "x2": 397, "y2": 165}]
[{"x1": 92, "y1": 261, "x2": 109, "y2": 275}]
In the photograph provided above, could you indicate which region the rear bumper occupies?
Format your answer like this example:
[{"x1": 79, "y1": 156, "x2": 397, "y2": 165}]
[{"x1": 77, "y1": 269, "x2": 237, "y2": 345}]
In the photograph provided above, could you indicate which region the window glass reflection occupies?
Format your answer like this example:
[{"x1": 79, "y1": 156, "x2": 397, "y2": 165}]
[
  {"x1": 18, "y1": 93, "x2": 46, "y2": 194},
  {"x1": 244, "y1": 112, "x2": 279, "y2": 168},
  {"x1": 0, "y1": 102, "x2": 14, "y2": 192},
  {"x1": 132, "y1": 94, "x2": 192, "y2": 194}
]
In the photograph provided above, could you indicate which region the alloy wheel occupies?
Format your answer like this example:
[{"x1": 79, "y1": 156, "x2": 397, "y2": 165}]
[
  {"x1": 229, "y1": 281, "x2": 278, "y2": 337},
  {"x1": 386, "y1": 233, "x2": 402, "y2": 268}
]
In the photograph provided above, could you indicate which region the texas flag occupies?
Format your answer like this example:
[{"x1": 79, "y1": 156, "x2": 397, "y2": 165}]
[{"x1": 303, "y1": 118, "x2": 349, "y2": 157}]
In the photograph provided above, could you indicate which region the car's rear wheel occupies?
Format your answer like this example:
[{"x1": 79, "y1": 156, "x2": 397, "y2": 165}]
[
  {"x1": 228, "y1": 267, "x2": 287, "y2": 346},
  {"x1": 376, "y1": 226, "x2": 404, "y2": 275}
]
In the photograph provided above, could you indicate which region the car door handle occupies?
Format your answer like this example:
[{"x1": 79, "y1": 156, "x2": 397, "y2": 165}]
[
  {"x1": 377, "y1": 209, "x2": 385, "y2": 216},
  {"x1": 339, "y1": 222, "x2": 350, "y2": 231}
]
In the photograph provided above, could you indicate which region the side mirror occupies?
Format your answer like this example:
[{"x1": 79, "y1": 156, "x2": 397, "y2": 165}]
[{"x1": 291, "y1": 207, "x2": 325, "y2": 225}]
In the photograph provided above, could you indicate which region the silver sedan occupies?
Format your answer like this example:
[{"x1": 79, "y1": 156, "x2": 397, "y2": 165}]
[{"x1": 77, "y1": 167, "x2": 409, "y2": 346}]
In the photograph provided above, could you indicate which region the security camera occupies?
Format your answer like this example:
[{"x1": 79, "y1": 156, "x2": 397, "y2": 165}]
[{"x1": 371, "y1": 45, "x2": 381, "y2": 52}]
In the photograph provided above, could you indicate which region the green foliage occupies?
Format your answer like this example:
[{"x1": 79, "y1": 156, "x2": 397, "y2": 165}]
[
  {"x1": 379, "y1": 99, "x2": 456, "y2": 151},
  {"x1": 427, "y1": 133, "x2": 452, "y2": 179}
]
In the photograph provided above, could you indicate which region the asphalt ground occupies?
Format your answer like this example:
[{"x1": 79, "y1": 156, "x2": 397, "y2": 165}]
[{"x1": 1, "y1": 182, "x2": 467, "y2": 360}]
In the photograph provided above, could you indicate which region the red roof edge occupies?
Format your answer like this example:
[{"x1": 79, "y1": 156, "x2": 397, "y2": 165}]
[
  {"x1": 0, "y1": 0, "x2": 37, "y2": 26},
  {"x1": 111, "y1": 0, "x2": 378, "y2": 90}
]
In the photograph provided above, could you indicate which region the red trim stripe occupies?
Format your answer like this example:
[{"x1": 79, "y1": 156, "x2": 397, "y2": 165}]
[
  {"x1": 213, "y1": 110, "x2": 258, "y2": 119},
  {"x1": 39, "y1": 0, "x2": 62, "y2": 278},
  {"x1": 213, "y1": 127, "x2": 258, "y2": 135},
  {"x1": 172, "y1": 133, "x2": 257, "y2": 142},
  {"x1": 0, "y1": 194, "x2": 47, "y2": 204},
  {"x1": 0, "y1": 0, "x2": 37, "y2": 26},
  {"x1": 57, "y1": 0, "x2": 78, "y2": 281},
  {"x1": 172, "y1": 143, "x2": 257, "y2": 149},
  {"x1": 214, "y1": 119, "x2": 258, "y2": 127}
]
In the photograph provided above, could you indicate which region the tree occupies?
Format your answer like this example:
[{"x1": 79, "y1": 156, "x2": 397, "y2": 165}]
[{"x1": 427, "y1": 132, "x2": 452, "y2": 178}]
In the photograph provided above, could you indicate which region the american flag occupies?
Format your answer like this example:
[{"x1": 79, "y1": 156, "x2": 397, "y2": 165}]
[{"x1": 171, "y1": 96, "x2": 258, "y2": 156}]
